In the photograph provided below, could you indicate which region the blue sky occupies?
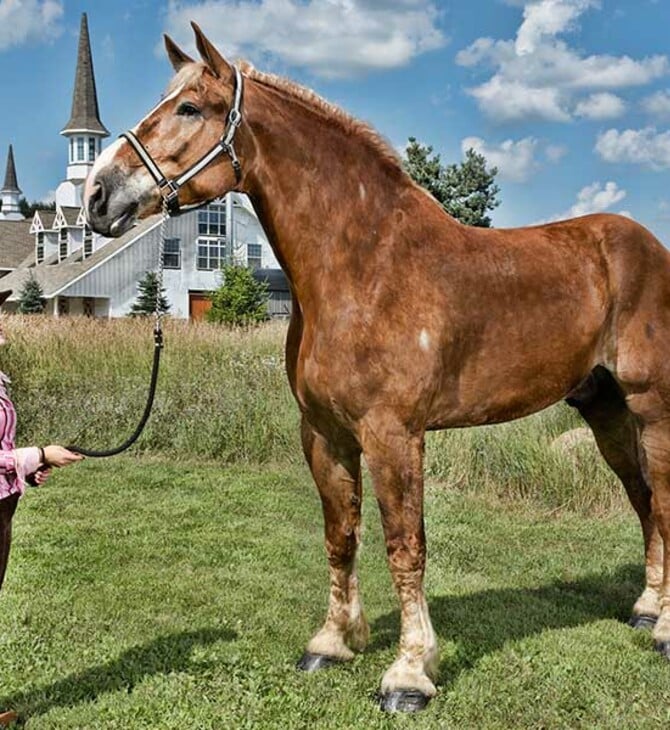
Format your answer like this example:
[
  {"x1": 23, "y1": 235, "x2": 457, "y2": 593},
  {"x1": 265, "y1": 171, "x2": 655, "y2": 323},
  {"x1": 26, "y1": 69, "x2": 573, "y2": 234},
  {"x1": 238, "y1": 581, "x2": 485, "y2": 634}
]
[{"x1": 1, "y1": 0, "x2": 670, "y2": 241}]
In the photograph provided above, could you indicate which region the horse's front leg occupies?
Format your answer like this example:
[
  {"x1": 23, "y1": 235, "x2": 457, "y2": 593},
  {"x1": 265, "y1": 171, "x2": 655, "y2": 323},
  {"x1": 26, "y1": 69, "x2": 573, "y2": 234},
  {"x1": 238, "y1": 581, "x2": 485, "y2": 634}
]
[
  {"x1": 297, "y1": 418, "x2": 369, "y2": 670},
  {"x1": 361, "y1": 415, "x2": 438, "y2": 712}
]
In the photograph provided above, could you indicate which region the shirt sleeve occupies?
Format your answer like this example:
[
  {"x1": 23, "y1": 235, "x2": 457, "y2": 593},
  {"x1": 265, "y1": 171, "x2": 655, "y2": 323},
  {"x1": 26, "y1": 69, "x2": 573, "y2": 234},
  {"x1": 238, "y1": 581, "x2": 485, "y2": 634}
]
[
  {"x1": 15, "y1": 447, "x2": 41, "y2": 477},
  {"x1": 0, "y1": 450, "x2": 17, "y2": 476}
]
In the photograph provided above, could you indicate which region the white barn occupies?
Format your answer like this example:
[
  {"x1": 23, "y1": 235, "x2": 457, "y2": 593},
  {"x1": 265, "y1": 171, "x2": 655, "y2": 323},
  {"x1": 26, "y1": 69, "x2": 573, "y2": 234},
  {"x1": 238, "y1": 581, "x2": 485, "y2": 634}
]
[{"x1": 0, "y1": 13, "x2": 289, "y2": 320}]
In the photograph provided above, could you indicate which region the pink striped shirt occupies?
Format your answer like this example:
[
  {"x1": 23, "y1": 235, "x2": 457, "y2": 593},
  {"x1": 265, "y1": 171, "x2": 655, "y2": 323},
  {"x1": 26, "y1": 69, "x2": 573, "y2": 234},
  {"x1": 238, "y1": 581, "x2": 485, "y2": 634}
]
[{"x1": 0, "y1": 372, "x2": 40, "y2": 501}]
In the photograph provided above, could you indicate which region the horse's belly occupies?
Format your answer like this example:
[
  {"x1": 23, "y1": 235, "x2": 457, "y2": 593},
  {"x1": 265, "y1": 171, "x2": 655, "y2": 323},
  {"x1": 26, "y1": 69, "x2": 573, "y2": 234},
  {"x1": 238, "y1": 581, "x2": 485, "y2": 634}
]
[{"x1": 429, "y1": 312, "x2": 603, "y2": 428}]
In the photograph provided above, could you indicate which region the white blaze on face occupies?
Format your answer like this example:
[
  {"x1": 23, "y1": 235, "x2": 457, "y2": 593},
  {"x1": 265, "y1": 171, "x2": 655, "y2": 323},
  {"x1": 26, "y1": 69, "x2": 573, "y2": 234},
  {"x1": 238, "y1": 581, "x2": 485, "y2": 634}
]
[
  {"x1": 359, "y1": 182, "x2": 366, "y2": 201},
  {"x1": 419, "y1": 328, "x2": 431, "y2": 352},
  {"x1": 92, "y1": 137, "x2": 124, "y2": 173},
  {"x1": 132, "y1": 83, "x2": 184, "y2": 133},
  {"x1": 84, "y1": 137, "x2": 125, "y2": 203}
]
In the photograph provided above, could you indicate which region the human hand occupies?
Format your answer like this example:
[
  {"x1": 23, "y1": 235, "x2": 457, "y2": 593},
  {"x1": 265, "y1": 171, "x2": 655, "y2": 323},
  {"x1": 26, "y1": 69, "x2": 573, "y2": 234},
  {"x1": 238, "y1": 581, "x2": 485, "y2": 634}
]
[
  {"x1": 43, "y1": 445, "x2": 84, "y2": 467},
  {"x1": 33, "y1": 467, "x2": 52, "y2": 485}
]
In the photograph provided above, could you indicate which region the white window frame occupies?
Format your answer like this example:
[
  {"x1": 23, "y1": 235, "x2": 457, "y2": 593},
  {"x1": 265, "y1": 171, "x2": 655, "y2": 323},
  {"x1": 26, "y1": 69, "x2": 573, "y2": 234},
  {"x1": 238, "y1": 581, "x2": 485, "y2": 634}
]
[
  {"x1": 59, "y1": 228, "x2": 69, "y2": 261},
  {"x1": 83, "y1": 227, "x2": 93, "y2": 258},
  {"x1": 198, "y1": 203, "x2": 227, "y2": 237},
  {"x1": 163, "y1": 238, "x2": 181, "y2": 269},
  {"x1": 36, "y1": 232, "x2": 44, "y2": 264},
  {"x1": 196, "y1": 237, "x2": 227, "y2": 271},
  {"x1": 247, "y1": 243, "x2": 262, "y2": 270}
]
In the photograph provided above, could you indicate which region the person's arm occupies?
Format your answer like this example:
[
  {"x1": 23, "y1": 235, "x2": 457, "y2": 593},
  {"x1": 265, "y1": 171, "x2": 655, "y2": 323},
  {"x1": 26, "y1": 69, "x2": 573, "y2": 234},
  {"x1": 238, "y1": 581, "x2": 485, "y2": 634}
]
[
  {"x1": 0, "y1": 447, "x2": 41, "y2": 493},
  {"x1": 14, "y1": 447, "x2": 41, "y2": 476},
  {"x1": 0, "y1": 445, "x2": 82, "y2": 491}
]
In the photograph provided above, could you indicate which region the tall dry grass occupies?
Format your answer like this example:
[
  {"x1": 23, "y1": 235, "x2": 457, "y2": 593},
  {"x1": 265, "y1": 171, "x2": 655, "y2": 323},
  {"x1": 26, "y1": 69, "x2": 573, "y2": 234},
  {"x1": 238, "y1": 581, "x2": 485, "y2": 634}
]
[
  {"x1": 3, "y1": 315, "x2": 299, "y2": 464},
  {"x1": 1, "y1": 315, "x2": 622, "y2": 512}
]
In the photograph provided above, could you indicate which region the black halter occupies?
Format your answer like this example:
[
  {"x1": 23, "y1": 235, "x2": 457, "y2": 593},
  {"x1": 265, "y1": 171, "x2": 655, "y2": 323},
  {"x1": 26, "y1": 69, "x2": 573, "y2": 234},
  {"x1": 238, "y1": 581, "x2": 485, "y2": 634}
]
[{"x1": 120, "y1": 65, "x2": 244, "y2": 216}]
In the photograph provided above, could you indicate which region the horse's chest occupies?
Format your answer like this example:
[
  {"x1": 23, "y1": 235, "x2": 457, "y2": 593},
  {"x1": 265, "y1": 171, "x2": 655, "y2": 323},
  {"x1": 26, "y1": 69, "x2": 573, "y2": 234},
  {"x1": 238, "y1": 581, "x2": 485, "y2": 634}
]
[{"x1": 294, "y1": 349, "x2": 364, "y2": 425}]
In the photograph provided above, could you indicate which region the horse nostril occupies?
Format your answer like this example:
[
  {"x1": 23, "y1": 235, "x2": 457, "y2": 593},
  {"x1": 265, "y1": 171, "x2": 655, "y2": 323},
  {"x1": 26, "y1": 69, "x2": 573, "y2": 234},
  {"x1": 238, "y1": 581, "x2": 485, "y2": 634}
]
[{"x1": 88, "y1": 181, "x2": 108, "y2": 217}]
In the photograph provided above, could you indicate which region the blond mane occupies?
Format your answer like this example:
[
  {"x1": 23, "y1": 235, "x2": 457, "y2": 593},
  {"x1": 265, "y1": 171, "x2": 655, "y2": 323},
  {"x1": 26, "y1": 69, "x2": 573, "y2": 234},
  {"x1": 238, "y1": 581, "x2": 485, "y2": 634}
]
[{"x1": 239, "y1": 62, "x2": 403, "y2": 171}]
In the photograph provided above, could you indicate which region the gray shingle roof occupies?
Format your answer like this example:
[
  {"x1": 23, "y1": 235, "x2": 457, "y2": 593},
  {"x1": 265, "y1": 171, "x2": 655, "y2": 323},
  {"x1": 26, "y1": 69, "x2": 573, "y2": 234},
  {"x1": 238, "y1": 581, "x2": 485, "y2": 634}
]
[
  {"x1": 1, "y1": 215, "x2": 161, "y2": 299},
  {"x1": 60, "y1": 206, "x2": 81, "y2": 226},
  {"x1": 60, "y1": 14, "x2": 109, "y2": 136},
  {"x1": 2, "y1": 145, "x2": 20, "y2": 193},
  {"x1": 34, "y1": 210, "x2": 57, "y2": 229},
  {"x1": 253, "y1": 268, "x2": 289, "y2": 292},
  {"x1": 0, "y1": 220, "x2": 33, "y2": 269}
]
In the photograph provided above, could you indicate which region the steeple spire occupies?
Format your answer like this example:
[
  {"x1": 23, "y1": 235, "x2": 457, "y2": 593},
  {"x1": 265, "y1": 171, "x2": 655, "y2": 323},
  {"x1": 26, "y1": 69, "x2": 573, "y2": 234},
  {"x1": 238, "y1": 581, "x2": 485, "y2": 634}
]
[
  {"x1": 57, "y1": 12, "x2": 109, "y2": 205},
  {"x1": 60, "y1": 13, "x2": 109, "y2": 136},
  {"x1": 2, "y1": 145, "x2": 20, "y2": 193},
  {"x1": 0, "y1": 144, "x2": 24, "y2": 220}
]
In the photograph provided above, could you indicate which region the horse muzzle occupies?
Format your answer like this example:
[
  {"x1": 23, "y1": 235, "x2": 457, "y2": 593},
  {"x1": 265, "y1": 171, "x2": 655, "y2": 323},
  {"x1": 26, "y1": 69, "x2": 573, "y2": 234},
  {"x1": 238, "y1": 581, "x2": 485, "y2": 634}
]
[{"x1": 85, "y1": 170, "x2": 141, "y2": 237}]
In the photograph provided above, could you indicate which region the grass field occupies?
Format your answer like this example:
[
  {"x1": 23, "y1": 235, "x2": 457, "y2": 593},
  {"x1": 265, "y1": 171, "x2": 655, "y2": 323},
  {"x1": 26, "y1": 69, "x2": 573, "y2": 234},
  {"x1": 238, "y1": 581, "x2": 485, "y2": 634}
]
[{"x1": 1, "y1": 457, "x2": 668, "y2": 729}]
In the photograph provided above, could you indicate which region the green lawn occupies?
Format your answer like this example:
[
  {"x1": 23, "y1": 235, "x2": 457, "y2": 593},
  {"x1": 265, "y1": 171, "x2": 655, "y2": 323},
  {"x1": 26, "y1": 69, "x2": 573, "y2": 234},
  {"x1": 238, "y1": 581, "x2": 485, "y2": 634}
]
[{"x1": 0, "y1": 457, "x2": 668, "y2": 729}]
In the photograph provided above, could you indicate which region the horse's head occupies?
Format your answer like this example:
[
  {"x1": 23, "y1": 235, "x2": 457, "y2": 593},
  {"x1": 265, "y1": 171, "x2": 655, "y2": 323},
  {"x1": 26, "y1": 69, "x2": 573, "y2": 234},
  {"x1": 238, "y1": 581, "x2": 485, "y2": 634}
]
[{"x1": 85, "y1": 24, "x2": 244, "y2": 237}]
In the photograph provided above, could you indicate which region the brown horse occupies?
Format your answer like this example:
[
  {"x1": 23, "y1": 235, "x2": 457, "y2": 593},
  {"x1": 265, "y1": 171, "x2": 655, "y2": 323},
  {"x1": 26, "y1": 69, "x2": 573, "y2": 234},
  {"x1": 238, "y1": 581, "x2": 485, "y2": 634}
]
[{"x1": 84, "y1": 24, "x2": 670, "y2": 712}]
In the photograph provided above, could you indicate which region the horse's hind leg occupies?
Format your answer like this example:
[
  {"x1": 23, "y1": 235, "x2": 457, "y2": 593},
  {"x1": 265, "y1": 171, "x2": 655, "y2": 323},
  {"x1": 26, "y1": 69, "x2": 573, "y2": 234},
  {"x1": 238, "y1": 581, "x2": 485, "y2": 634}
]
[
  {"x1": 630, "y1": 417, "x2": 670, "y2": 655},
  {"x1": 297, "y1": 418, "x2": 369, "y2": 671},
  {"x1": 567, "y1": 367, "x2": 661, "y2": 627},
  {"x1": 620, "y1": 375, "x2": 670, "y2": 655}
]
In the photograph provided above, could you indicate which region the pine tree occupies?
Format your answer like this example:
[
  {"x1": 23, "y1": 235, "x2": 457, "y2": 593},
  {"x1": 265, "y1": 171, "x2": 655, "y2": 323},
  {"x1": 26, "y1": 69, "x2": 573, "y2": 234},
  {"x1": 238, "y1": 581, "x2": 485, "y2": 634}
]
[
  {"x1": 403, "y1": 138, "x2": 500, "y2": 227},
  {"x1": 128, "y1": 271, "x2": 170, "y2": 317},
  {"x1": 207, "y1": 264, "x2": 269, "y2": 326},
  {"x1": 17, "y1": 272, "x2": 46, "y2": 314},
  {"x1": 19, "y1": 198, "x2": 56, "y2": 218}
]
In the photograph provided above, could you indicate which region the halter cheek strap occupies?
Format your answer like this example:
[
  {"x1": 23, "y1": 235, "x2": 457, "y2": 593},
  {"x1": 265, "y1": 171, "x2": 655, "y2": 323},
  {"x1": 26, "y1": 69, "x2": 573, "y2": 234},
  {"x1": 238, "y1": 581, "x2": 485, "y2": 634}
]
[{"x1": 120, "y1": 65, "x2": 244, "y2": 216}]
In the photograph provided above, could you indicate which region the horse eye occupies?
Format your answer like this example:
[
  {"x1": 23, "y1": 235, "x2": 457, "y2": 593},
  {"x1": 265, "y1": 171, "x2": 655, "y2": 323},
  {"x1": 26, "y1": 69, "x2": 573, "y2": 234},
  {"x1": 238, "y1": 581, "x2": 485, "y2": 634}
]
[{"x1": 176, "y1": 102, "x2": 201, "y2": 117}]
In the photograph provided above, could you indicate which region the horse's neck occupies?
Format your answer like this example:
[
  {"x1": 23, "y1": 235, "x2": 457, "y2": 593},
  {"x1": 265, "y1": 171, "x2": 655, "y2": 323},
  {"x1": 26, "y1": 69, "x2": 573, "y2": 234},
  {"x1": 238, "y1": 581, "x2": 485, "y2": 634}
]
[{"x1": 242, "y1": 82, "x2": 409, "y2": 298}]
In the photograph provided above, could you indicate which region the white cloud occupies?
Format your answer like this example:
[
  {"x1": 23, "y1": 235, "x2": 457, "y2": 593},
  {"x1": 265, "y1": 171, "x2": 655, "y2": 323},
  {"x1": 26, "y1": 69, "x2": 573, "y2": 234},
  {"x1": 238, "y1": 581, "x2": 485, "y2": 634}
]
[
  {"x1": 643, "y1": 90, "x2": 670, "y2": 120},
  {"x1": 574, "y1": 92, "x2": 626, "y2": 119},
  {"x1": 568, "y1": 181, "x2": 626, "y2": 216},
  {"x1": 515, "y1": 0, "x2": 599, "y2": 56},
  {"x1": 0, "y1": 0, "x2": 63, "y2": 51},
  {"x1": 467, "y1": 72, "x2": 570, "y2": 122},
  {"x1": 461, "y1": 135, "x2": 540, "y2": 181},
  {"x1": 595, "y1": 127, "x2": 670, "y2": 170},
  {"x1": 542, "y1": 180, "x2": 627, "y2": 221},
  {"x1": 162, "y1": 0, "x2": 446, "y2": 78},
  {"x1": 545, "y1": 144, "x2": 567, "y2": 161},
  {"x1": 457, "y1": 0, "x2": 668, "y2": 123}
]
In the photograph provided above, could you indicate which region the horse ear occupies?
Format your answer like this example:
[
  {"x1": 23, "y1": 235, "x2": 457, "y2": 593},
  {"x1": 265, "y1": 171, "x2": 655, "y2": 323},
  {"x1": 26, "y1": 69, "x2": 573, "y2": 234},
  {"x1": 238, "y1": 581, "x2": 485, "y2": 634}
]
[
  {"x1": 191, "y1": 21, "x2": 234, "y2": 83},
  {"x1": 164, "y1": 35, "x2": 194, "y2": 72}
]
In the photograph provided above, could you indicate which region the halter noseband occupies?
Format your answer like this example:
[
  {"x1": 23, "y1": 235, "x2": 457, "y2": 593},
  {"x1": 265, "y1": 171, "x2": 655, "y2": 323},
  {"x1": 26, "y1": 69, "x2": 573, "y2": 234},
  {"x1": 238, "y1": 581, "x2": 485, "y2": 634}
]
[{"x1": 120, "y1": 65, "x2": 244, "y2": 216}]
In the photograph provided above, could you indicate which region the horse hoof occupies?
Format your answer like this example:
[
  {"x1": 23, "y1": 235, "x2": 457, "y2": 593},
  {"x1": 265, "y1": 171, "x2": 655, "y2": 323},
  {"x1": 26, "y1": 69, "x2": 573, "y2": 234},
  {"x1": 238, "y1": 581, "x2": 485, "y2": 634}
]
[
  {"x1": 655, "y1": 641, "x2": 670, "y2": 658},
  {"x1": 296, "y1": 651, "x2": 340, "y2": 672},
  {"x1": 628, "y1": 614, "x2": 658, "y2": 630},
  {"x1": 379, "y1": 689, "x2": 431, "y2": 713}
]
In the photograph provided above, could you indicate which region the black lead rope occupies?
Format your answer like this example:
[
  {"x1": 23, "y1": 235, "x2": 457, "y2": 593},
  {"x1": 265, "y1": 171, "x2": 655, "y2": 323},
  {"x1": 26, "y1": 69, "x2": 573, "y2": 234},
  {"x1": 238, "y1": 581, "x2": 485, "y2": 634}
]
[
  {"x1": 66, "y1": 201, "x2": 170, "y2": 459},
  {"x1": 66, "y1": 325, "x2": 163, "y2": 457}
]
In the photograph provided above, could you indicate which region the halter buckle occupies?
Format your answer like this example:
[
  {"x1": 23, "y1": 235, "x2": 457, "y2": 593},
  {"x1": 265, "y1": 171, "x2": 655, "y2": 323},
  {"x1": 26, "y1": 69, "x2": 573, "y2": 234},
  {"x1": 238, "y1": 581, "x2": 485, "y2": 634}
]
[
  {"x1": 158, "y1": 179, "x2": 180, "y2": 215},
  {"x1": 228, "y1": 108, "x2": 242, "y2": 127}
]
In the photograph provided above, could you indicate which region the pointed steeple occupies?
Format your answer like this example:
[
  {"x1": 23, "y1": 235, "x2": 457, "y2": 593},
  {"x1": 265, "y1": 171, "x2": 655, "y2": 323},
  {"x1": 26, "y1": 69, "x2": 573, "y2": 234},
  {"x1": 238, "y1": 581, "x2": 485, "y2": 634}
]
[
  {"x1": 2, "y1": 145, "x2": 20, "y2": 194},
  {"x1": 57, "y1": 12, "x2": 109, "y2": 204},
  {"x1": 0, "y1": 144, "x2": 24, "y2": 220},
  {"x1": 60, "y1": 13, "x2": 109, "y2": 136}
]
